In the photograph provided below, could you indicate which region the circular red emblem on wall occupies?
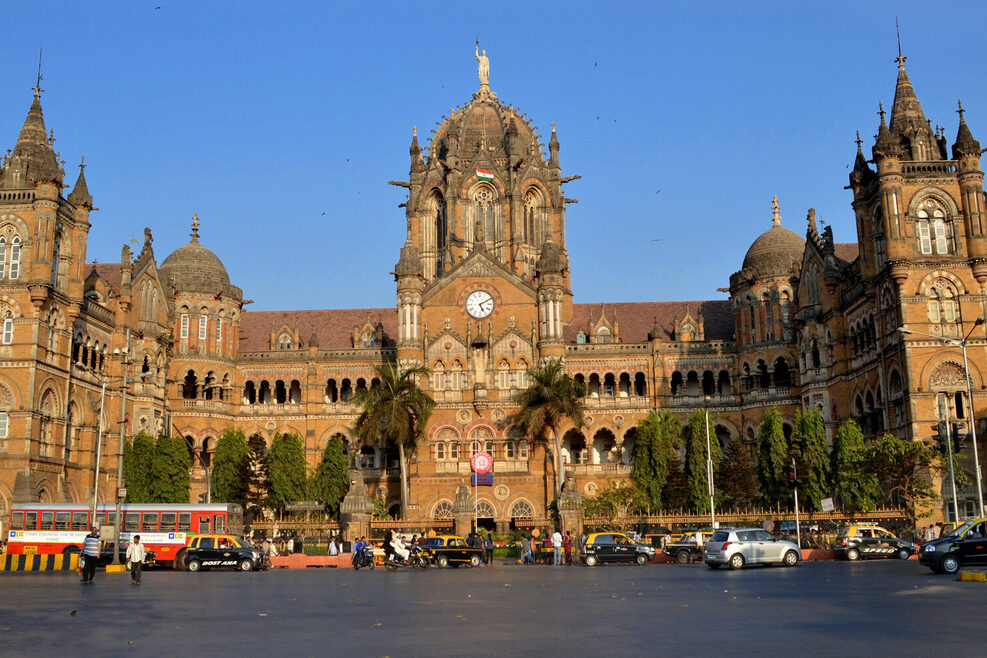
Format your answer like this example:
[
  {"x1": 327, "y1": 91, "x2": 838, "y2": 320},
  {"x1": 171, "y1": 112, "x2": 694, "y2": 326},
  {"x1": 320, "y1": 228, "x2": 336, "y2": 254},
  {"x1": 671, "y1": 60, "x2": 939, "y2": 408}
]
[{"x1": 471, "y1": 451, "x2": 493, "y2": 474}]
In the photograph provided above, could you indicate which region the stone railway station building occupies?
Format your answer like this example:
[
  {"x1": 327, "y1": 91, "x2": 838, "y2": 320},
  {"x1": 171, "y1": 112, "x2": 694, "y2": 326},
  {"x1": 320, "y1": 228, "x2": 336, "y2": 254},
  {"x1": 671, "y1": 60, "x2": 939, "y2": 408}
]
[{"x1": 0, "y1": 52, "x2": 984, "y2": 529}]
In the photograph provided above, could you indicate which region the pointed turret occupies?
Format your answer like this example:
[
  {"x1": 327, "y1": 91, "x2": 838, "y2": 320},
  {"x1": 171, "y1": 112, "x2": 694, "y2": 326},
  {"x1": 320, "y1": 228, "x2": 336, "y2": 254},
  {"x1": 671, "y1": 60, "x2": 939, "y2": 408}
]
[
  {"x1": 11, "y1": 87, "x2": 61, "y2": 184},
  {"x1": 548, "y1": 122, "x2": 560, "y2": 168},
  {"x1": 394, "y1": 236, "x2": 423, "y2": 279},
  {"x1": 872, "y1": 102, "x2": 904, "y2": 160},
  {"x1": 409, "y1": 126, "x2": 424, "y2": 173},
  {"x1": 952, "y1": 100, "x2": 982, "y2": 159},
  {"x1": 67, "y1": 156, "x2": 93, "y2": 207},
  {"x1": 887, "y1": 53, "x2": 938, "y2": 160}
]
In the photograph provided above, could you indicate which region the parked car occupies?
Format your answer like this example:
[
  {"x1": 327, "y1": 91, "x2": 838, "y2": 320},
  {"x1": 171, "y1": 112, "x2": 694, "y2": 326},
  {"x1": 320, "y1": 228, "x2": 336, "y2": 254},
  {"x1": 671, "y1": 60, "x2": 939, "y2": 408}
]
[
  {"x1": 920, "y1": 517, "x2": 987, "y2": 574},
  {"x1": 422, "y1": 535, "x2": 483, "y2": 568},
  {"x1": 835, "y1": 525, "x2": 915, "y2": 561},
  {"x1": 184, "y1": 534, "x2": 268, "y2": 572},
  {"x1": 581, "y1": 532, "x2": 655, "y2": 566},
  {"x1": 663, "y1": 531, "x2": 706, "y2": 564},
  {"x1": 704, "y1": 528, "x2": 800, "y2": 569}
]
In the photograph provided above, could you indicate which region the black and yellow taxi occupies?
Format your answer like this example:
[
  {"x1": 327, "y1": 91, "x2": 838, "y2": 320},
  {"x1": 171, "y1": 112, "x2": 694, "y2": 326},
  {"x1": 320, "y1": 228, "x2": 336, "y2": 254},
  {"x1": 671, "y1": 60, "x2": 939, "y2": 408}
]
[
  {"x1": 835, "y1": 525, "x2": 916, "y2": 561},
  {"x1": 581, "y1": 532, "x2": 655, "y2": 566},
  {"x1": 183, "y1": 534, "x2": 268, "y2": 572},
  {"x1": 422, "y1": 535, "x2": 483, "y2": 568},
  {"x1": 920, "y1": 517, "x2": 987, "y2": 574}
]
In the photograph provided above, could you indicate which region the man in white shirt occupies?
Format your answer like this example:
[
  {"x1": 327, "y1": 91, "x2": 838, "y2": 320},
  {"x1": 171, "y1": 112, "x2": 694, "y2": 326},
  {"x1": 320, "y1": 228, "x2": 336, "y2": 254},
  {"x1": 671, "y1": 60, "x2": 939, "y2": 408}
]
[
  {"x1": 125, "y1": 535, "x2": 146, "y2": 585},
  {"x1": 551, "y1": 530, "x2": 563, "y2": 565}
]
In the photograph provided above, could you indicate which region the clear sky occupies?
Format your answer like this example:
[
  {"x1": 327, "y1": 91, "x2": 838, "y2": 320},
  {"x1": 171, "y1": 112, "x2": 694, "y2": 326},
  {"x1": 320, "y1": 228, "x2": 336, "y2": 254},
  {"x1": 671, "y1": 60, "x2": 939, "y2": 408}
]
[{"x1": 1, "y1": 1, "x2": 986, "y2": 312}]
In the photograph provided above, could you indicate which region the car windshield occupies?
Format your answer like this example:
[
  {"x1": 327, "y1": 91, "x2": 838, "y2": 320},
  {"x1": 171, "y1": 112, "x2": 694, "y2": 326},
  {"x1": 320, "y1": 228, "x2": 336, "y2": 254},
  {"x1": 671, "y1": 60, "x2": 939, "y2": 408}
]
[
  {"x1": 232, "y1": 538, "x2": 253, "y2": 549},
  {"x1": 424, "y1": 538, "x2": 444, "y2": 548},
  {"x1": 948, "y1": 520, "x2": 977, "y2": 538},
  {"x1": 710, "y1": 531, "x2": 729, "y2": 542}
]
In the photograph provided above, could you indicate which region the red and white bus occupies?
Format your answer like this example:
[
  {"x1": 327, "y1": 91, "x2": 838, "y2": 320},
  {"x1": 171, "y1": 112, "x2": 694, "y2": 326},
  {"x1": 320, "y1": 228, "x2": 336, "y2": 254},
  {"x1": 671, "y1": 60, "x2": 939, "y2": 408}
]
[{"x1": 6, "y1": 503, "x2": 244, "y2": 568}]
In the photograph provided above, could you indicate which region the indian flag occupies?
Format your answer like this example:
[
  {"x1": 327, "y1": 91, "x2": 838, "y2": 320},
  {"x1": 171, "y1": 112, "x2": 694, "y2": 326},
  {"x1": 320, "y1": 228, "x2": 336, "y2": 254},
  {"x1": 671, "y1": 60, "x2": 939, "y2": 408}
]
[{"x1": 476, "y1": 168, "x2": 494, "y2": 182}]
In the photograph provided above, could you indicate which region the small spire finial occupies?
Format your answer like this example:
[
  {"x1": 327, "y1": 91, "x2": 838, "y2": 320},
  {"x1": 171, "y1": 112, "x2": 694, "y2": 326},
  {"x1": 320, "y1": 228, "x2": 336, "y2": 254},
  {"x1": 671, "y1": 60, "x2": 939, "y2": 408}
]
[
  {"x1": 771, "y1": 196, "x2": 781, "y2": 226},
  {"x1": 551, "y1": 121, "x2": 556, "y2": 133},
  {"x1": 878, "y1": 101, "x2": 886, "y2": 123},
  {"x1": 191, "y1": 213, "x2": 200, "y2": 241},
  {"x1": 957, "y1": 99, "x2": 966, "y2": 120},
  {"x1": 79, "y1": 154, "x2": 86, "y2": 172},
  {"x1": 855, "y1": 130, "x2": 863, "y2": 150},
  {"x1": 33, "y1": 48, "x2": 44, "y2": 97},
  {"x1": 413, "y1": 125, "x2": 417, "y2": 138},
  {"x1": 895, "y1": 18, "x2": 907, "y2": 69}
]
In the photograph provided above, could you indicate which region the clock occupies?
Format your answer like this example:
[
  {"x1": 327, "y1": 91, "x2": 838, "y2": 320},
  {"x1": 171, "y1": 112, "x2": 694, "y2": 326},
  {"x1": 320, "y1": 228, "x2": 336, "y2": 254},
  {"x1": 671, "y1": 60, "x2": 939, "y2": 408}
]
[{"x1": 465, "y1": 290, "x2": 495, "y2": 318}]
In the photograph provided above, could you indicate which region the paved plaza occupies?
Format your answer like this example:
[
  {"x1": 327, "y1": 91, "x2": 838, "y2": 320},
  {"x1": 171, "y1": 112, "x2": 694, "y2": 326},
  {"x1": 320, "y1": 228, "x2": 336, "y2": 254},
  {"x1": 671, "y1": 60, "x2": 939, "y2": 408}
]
[{"x1": 0, "y1": 560, "x2": 981, "y2": 656}]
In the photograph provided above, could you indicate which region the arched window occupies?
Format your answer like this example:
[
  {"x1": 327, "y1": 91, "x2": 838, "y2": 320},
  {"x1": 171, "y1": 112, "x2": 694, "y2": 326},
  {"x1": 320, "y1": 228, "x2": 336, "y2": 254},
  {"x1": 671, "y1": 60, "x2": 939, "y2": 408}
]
[
  {"x1": 433, "y1": 501, "x2": 454, "y2": 519},
  {"x1": 927, "y1": 280, "x2": 960, "y2": 334},
  {"x1": 180, "y1": 313, "x2": 189, "y2": 339},
  {"x1": 596, "y1": 326, "x2": 612, "y2": 344},
  {"x1": 510, "y1": 500, "x2": 534, "y2": 519},
  {"x1": 198, "y1": 313, "x2": 208, "y2": 341},
  {"x1": 277, "y1": 333, "x2": 292, "y2": 350},
  {"x1": 51, "y1": 230, "x2": 61, "y2": 287},
  {"x1": 2, "y1": 312, "x2": 13, "y2": 345},
  {"x1": 361, "y1": 332, "x2": 377, "y2": 348},
  {"x1": 471, "y1": 184, "x2": 497, "y2": 246},
  {"x1": 0, "y1": 411, "x2": 8, "y2": 442},
  {"x1": 0, "y1": 237, "x2": 6, "y2": 278},
  {"x1": 917, "y1": 208, "x2": 954, "y2": 255},
  {"x1": 9, "y1": 237, "x2": 20, "y2": 279},
  {"x1": 762, "y1": 293, "x2": 773, "y2": 340},
  {"x1": 523, "y1": 190, "x2": 541, "y2": 246},
  {"x1": 434, "y1": 194, "x2": 447, "y2": 252},
  {"x1": 780, "y1": 291, "x2": 791, "y2": 326}
]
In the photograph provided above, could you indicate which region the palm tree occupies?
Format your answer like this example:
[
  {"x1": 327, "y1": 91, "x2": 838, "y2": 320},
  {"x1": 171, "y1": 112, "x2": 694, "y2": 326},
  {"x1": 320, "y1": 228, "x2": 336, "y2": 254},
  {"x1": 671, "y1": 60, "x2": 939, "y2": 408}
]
[
  {"x1": 351, "y1": 363, "x2": 434, "y2": 519},
  {"x1": 511, "y1": 358, "x2": 586, "y2": 505}
]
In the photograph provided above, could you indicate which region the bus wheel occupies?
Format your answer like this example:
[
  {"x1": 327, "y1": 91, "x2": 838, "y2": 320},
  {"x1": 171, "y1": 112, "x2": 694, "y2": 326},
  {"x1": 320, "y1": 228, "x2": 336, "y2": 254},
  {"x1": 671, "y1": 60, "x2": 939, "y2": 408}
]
[
  {"x1": 63, "y1": 546, "x2": 81, "y2": 555},
  {"x1": 174, "y1": 550, "x2": 187, "y2": 571}
]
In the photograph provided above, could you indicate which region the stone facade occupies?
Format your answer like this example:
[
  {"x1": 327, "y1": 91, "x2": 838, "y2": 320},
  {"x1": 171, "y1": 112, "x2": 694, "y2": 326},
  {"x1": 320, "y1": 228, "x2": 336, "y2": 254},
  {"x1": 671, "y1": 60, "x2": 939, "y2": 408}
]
[{"x1": 0, "y1": 53, "x2": 983, "y2": 528}]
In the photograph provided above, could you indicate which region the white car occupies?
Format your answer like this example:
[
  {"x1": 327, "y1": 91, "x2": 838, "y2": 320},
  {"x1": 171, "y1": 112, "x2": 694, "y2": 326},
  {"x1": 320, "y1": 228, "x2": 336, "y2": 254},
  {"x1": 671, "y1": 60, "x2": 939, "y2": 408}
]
[{"x1": 704, "y1": 528, "x2": 801, "y2": 569}]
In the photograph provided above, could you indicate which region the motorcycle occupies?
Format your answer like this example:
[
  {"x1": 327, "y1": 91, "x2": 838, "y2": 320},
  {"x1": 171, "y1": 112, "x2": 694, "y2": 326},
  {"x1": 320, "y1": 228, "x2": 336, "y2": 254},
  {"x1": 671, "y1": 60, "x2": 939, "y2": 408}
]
[
  {"x1": 384, "y1": 544, "x2": 430, "y2": 571},
  {"x1": 352, "y1": 545, "x2": 376, "y2": 570}
]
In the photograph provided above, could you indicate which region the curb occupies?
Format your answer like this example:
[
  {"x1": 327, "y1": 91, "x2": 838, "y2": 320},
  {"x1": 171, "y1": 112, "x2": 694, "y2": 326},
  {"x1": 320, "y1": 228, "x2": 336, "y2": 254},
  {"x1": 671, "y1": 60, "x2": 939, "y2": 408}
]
[
  {"x1": 957, "y1": 571, "x2": 987, "y2": 582},
  {"x1": 0, "y1": 554, "x2": 79, "y2": 571}
]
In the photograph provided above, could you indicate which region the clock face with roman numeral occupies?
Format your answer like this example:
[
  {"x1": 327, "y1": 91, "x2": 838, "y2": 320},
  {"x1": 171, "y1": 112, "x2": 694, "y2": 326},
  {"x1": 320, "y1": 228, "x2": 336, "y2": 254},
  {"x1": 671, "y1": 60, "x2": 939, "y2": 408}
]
[{"x1": 465, "y1": 290, "x2": 494, "y2": 319}]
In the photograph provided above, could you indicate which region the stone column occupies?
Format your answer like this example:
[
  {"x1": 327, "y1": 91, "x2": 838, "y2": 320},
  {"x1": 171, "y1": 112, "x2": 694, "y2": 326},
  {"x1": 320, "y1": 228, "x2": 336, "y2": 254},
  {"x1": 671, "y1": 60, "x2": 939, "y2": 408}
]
[
  {"x1": 453, "y1": 479, "x2": 473, "y2": 537},
  {"x1": 557, "y1": 469, "x2": 583, "y2": 538},
  {"x1": 339, "y1": 467, "x2": 374, "y2": 542}
]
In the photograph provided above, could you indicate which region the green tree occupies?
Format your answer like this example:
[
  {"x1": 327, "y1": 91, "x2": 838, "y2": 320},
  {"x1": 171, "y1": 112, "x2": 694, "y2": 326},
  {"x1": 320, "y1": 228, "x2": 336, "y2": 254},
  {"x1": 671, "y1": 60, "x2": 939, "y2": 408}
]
[
  {"x1": 664, "y1": 460, "x2": 689, "y2": 511},
  {"x1": 245, "y1": 434, "x2": 270, "y2": 521},
  {"x1": 631, "y1": 411, "x2": 682, "y2": 512},
  {"x1": 266, "y1": 432, "x2": 308, "y2": 513},
  {"x1": 684, "y1": 411, "x2": 722, "y2": 513},
  {"x1": 211, "y1": 428, "x2": 250, "y2": 506},
  {"x1": 755, "y1": 408, "x2": 789, "y2": 508},
  {"x1": 830, "y1": 419, "x2": 880, "y2": 512},
  {"x1": 788, "y1": 409, "x2": 830, "y2": 511},
  {"x1": 718, "y1": 440, "x2": 760, "y2": 509},
  {"x1": 150, "y1": 434, "x2": 192, "y2": 503},
  {"x1": 123, "y1": 431, "x2": 155, "y2": 503},
  {"x1": 309, "y1": 435, "x2": 350, "y2": 516},
  {"x1": 352, "y1": 363, "x2": 435, "y2": 519},
  {"x1": 868, "y1": 433, "x2": 942, "y2": 525},
  {"x1": 512, "y1": 358, "x2": 586, "y2": 505}
]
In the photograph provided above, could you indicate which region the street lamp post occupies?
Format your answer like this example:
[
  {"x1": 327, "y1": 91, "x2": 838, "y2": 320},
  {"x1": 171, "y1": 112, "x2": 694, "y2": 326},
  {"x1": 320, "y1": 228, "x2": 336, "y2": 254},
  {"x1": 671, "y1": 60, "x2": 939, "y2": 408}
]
[
  {"x1": 703, "y1": 401, "x2": 716, "y2": 530},
  {"x1": 898, "y1": 317, "x2": 986, "y2": 518},
  {"x1": 90, "y1": 379, "x2": 108, "y2": 523}
]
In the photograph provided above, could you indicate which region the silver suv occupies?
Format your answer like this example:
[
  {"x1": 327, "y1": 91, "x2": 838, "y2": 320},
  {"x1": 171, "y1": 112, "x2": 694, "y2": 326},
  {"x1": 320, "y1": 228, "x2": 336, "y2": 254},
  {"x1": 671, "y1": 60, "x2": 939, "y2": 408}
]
[{"x1": 704, "y1": 527, "x2": 801, "y2": 569}]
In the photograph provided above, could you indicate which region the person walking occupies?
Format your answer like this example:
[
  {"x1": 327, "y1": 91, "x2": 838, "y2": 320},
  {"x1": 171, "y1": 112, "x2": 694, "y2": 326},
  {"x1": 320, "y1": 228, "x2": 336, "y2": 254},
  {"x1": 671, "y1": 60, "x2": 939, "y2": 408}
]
[
  {"x1": 529, "y1": 535, "x2": 538, "y2": 564},
  {"x1": 551, "y1": 529, "x2": 563, "y2": 565},
  {"x1": 126, "y1": 535, "x2": 146, "y2": 585},
  {"x1": 483, "y1": 534, "x2": 494, "y2": 565},
  {"x1": 81, "y1": 527, "x2": 100, "y2": 584},
  {"x1": 563, "y1": 531, "x2": 573, "y2": 565},
  {"x1": 328, "y1": 537, "x2": 339, "y2": 556}
]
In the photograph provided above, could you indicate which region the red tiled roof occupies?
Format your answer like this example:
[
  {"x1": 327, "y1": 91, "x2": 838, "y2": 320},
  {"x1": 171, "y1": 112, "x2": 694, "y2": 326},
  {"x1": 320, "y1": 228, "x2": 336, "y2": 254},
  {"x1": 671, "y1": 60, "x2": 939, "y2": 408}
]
[
  {"x1": 834, "y1": 243, "x2": 859, "y2": 268},
  {"x1": 239, "y1": 308, "x2": 397, "y2": 351},
  {"x1": 567, "y1": 300, "x2": 734, "y2": 342},
  {"x1": 238, "y1": 299, "x2": 736, "y2": 351},
  {"x1": 86, "y1": 263, "x2": 123, "y2": 293}
]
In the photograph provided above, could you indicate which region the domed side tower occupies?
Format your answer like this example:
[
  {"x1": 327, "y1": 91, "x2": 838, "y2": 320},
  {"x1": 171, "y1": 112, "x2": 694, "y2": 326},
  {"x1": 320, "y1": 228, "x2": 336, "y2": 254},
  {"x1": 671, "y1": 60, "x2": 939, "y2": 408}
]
[
  {"x1": 394, "y1": 49, "x2": 573, "y2": 286},
  {"x1": 729, "y1": 197, "x2": 803, "y2": 392},
  {"x1": 160, "y1": 215, "x2": 243, "y2": 404}
]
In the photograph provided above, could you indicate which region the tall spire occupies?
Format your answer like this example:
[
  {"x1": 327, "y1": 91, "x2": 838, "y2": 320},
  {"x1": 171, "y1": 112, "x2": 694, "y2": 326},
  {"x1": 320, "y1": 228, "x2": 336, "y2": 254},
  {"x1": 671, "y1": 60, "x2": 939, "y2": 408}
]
[
  {"x1": 190, "y1": 213, "x2": 200, "y2": 242},
  {"x1": 887, "y1": 35, "x2": 937, "y2": 159},
  {"x1": 770, "y1": 195, "x2": 782, "y2": 226},
  {"x1": 12, "y1": 83, "x2": 60, "y2": 184}
]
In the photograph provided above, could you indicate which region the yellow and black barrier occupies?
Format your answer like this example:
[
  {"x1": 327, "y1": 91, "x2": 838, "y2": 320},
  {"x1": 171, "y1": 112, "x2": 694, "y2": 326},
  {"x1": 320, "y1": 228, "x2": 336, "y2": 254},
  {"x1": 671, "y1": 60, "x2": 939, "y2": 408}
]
[{"x1": 0, "y1": 553, "x2": 80, "y2": 571}]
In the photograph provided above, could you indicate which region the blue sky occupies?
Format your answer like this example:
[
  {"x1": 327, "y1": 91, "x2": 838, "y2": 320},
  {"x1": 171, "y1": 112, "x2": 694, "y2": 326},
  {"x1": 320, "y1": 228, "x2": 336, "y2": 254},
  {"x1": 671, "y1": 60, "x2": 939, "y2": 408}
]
[{"x1": 2, "y1": 1, "x2": 986, "y2": 311}]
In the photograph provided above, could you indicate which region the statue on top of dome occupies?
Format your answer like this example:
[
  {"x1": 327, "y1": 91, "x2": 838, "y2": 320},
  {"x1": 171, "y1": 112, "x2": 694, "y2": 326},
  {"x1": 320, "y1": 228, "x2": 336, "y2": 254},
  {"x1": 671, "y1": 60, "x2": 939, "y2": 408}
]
[{"x1": 475, "y1": 39, "x2": 489, "y2": 89}]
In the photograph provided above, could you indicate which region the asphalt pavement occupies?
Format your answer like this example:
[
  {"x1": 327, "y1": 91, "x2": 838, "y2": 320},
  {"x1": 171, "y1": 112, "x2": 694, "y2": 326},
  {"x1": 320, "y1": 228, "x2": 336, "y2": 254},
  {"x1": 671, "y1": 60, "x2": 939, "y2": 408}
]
[{"x1": 0, "y1": 559, "x2": 980, "y2": 656}]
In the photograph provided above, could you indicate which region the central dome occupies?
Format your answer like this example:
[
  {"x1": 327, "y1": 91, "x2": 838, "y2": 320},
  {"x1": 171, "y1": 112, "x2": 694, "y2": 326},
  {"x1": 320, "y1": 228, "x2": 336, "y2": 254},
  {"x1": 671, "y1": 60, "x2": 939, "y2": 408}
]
[
  {"x1": 429, "y1": 92, "x2": 543, "y2": 163},
  {"x1": 159, "y1": 215, "x2": 239, "y2": 298},
  {"x1": 741, "y1": 198, "x2": 805, "y2": 277}
]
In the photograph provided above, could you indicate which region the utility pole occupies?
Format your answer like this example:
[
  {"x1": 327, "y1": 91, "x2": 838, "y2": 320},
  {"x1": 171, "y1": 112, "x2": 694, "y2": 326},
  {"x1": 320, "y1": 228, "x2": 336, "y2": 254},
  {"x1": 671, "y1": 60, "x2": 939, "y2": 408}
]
[
  {"x1": 704, "y1": 404, "x2": 716, "y2": 530},
  {"x1": 112, "y1": 329, "x2": 130, "y2": 567},
  {"x1": 942, "y1": 396, "x2": 960, "y2": 525}
]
